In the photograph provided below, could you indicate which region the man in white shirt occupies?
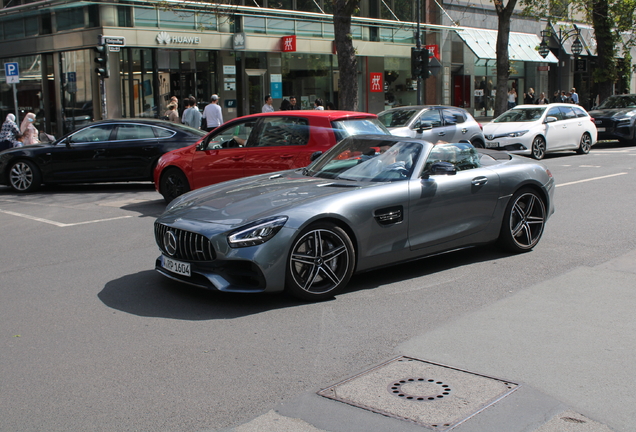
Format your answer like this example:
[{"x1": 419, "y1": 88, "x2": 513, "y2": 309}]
[
  {"x1": 203, "y1": 94, "x2": 223, "y2": 132},
  {"x1": 262, "y1": 95, "x2": 274, "y2": 113}
]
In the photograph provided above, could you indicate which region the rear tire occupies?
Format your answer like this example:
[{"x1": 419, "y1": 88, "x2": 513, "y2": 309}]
[
  {"x1": 498, "y1": 188, "x2": 547, "y2": 253},
  {"x1": 285, "y1": 222, "x2": 354, "y2": 301},
  {"x1": 9, "y1": 160, "x2": 41, "y2": 192},
  {"x1": 159, "y1": 168, "x2": 190, "y2": 203}
]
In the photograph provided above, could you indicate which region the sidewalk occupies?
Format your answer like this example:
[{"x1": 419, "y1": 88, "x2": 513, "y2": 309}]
[{"x1": 218, "y1": 248, "x2": 636, "y2": 432}]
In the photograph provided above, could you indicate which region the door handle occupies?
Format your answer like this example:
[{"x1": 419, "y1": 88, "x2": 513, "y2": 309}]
[
  {"x1": 471, "y1": 176, "x2": 488, "y2": 186},
  {"x1": 280, "y1": 154, "x2": 294, "y2": 159},
  {"x1": 438, "y1": 132, "x2": 446, "y2": 136}
]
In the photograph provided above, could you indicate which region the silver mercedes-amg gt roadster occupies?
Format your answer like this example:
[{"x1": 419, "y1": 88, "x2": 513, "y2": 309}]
[{"x1": 154, "y1": 135, "x2": 555, "y2": 301}]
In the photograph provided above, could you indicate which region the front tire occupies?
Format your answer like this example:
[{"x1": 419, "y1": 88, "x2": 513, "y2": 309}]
[
  {"x1": 9, "y1": 160, "x2": 41, "y2": 192},
  {"x1": 498, "y1": 188, "x2": 547, "y2": 253},
  {"x1": 159, "y1": 168, "x2": 190, "y2": 203},
  {"x1": 576, "y1": 132, "x2": 592, "y2": 154},
  {"x1": 531, "y1": 136, "x2": 546, "y2": 160},
  {"x1": 286, "y1": 222, "x2": 355, "y2": 301}
]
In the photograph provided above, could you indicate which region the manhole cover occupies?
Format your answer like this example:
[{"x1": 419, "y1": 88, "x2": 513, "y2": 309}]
[{"x1": 317, "y1": 356, "x2": 519, "y2": 430}]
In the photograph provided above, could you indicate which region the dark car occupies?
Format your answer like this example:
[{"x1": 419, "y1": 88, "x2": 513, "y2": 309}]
[
  {"x1": 377, "y1": 105, "x2": 485, "y2": 147},
  {"x1": 154, "y1": 110, "x2": 390, "y2": 202},
  {"x1": 589, "y1": 94, "x2": 636, "y2": 144},
  {"x1": 154, "y1": 135, "x2": 555, "y2": 301},
  {"x1": 0, "y1": 119, "x2": 206, "y2": 192}
]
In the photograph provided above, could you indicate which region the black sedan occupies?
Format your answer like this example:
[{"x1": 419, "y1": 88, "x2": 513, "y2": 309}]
[
  {"x1": 0, "y1": 119, "x2": 206, "y2": 192},
  {"x1": 589, "y1": 94, "x2": 636, "y2": 144}
]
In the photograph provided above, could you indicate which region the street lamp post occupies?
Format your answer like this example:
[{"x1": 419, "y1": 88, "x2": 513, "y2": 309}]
[{"x1": 539, "y1": 23, "x2": 583, "y2": 99}]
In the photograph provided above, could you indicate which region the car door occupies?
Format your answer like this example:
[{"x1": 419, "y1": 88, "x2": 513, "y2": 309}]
[
  {"x1": 555, "y1": 106, "x2": 583, "y2": 150},
  {"x1": 543, "y1": 106, "x2": 569, "y2": 150},
  {"x1": 105, "y1": 123, "x2": 160, "y2": 180},
  {"x1": 242, "y1": 116, "x2": 311, "y2": 176},
  {"x1": 45, "y1": 124, "x2": 116, "y2": 181},
  {"x1": 407, "y1": 143, "x2": 500, "y2": 250},
  {"x1": 412, "y1": 109, "x2": 454, "y2": 143},
  {"x1": 441, "y1": 108, "x2": 471, "y2": 143},
  {"x1": 189, "y1": 118, "x2": 256, "y2": 189}
]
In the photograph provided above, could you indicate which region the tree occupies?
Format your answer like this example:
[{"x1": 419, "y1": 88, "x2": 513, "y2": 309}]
[
  {"x1": 493, "y1": 0, "x2": 519, "y2": 116},
  {"x1": 332, "y1": 0, "x2": 360, "y2": 111}
]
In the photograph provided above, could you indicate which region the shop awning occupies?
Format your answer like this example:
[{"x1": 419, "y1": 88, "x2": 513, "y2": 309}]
[{"x1": 456, "y1": 28, "x2": 558, "y2": 63}]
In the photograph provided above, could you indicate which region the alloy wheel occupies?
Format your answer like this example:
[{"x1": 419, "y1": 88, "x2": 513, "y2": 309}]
[{"x1": 508, "y1": 192, "x2": 546, "y2": 250}]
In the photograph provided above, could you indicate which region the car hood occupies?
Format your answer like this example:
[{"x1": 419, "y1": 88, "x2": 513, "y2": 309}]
[
  {"x1": 588, "y1": 108, "x2": 636, "y2": 118},
  {"x1": 159, "y1": 171, "x2": 368, "y2": 228}
]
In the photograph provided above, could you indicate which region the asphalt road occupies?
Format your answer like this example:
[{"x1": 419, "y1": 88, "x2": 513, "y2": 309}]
[{"x1": 1, "y1": 142, "x2": 634, "y2": 432}]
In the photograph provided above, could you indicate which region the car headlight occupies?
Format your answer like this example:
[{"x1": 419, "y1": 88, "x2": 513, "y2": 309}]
[
  {"x1": 228, "y1": 216, "x2": 288, "y2": 248},
  {"x1": 507, "y1": 130, "x2": 529, "y2": 137}
]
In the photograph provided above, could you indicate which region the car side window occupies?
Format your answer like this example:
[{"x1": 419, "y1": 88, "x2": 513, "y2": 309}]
[
  {"x1": 559, "y1": 107, "x2": 577, "y2": 120},
  {"x1": 202, "y1": 120, "x2": 255, "y2": 150},
  {"x1": 115, "y1": 124, "x2": 156, "y2": 141},
  {"x1": 415, "y1": 110, "x2": 442, "y2": 128},
  {"x1": 442, "y1": 109, "x2": 466, "y2": 125},
  {"x1": 546, "y1": 107, "x2": 564, "y2": 121},
  {"x1": 422, "y1": 143, "x2": 481, "y2": 174},
  {"x1": 572, "y1": 106, "x2": 589, "y2": 118},
  {"x1": 153, "y1": 127, "x2": 176, "y2": 138},
  {"x1": 68, "y1": 125, "x2": 114, "y2": 144},
  {"x1": 249, "y1": 117, "x2": 310, "y2": 147}
]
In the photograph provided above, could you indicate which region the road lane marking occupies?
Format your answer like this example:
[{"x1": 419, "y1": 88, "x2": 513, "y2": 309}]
[
  {"x1": 0, "y1": 209, "x2": 132, "y2": 227},
  {"x1": 556, "y1": 172, "x2": 628, "y2": 188}
]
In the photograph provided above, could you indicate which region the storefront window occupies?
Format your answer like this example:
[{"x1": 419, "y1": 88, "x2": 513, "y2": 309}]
[
  {"x1": 60, "y1": 50, "x2": 95, "y2": 134},
  {"x1": 473, "y1": 61, "x2": 496, "y2": 115},
  {"x1": 0, "y1": 55, "x2": 44, "y2": 130},
  {"x1": 282, "y1": 53, "x2": 334, "y2": 110},
  {"x1": 383, "y1": 57, "x2": 417, "y2": 108}
]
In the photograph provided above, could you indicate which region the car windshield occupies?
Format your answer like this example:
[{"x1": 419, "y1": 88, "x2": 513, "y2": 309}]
[
  {"x1": 377, "y1": 109, "x2": 418, "y2": 128},
  {"x1": 331, "y1": 118, "x2": 390, "y2": 142},
  {"x1": 493, "y1": 107, "x2": 546, "y2": 123},
  {"x1": 597, "y1": 95, "x2": 636, "y2": 109},
  {"x1": 306, "y1": 137, "x2": 421, "y2": 182}
]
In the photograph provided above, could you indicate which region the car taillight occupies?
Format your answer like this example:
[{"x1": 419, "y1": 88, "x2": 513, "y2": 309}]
[{"x1": 589, "y1": 117, "x2": 595, "y2": 123}]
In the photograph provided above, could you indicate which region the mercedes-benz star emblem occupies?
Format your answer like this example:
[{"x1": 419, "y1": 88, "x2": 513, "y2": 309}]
[{"x1": 164, "y1": 231, "x2": 178, "y2": 256}]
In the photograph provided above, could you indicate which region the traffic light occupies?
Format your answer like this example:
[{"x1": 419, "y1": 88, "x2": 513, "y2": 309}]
[
  {"x1": 411, "y1": 47, "x2": 431, "y2": 79},
  {"x1": 94, "y1": 42, "x2": 110, "y2": 78}
]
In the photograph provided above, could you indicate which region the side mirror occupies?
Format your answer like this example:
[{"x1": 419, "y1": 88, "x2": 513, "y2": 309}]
[
  {"x1": 545, "y1": 116, "x2": 558, "y2": 123},
  {"x1": 310, "y1": 151, "x2": 323, "y2": 162},
  {"x1": 423, "y1": 161, "x2": 457, "y2": 178},
  {"x1": 416, "y1": 123, "x2": 433, "y2": 133}
]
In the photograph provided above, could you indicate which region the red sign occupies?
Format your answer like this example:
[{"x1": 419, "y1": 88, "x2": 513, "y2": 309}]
[
  {"x1": 282, "y1": 35, "x2": 296, "y2": 52},
  {"x1": 537, "y1": 65, "x2": 550, "y2": 71},
  {"x1": 370, "y1": 73, "x2": 383, "y2": 93},
  {"x1": 425, "y1": 44, "x2": 440, "y2": 60}
]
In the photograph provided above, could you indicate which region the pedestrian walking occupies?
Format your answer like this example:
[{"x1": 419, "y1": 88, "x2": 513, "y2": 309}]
[
  {"x1": 262, "y1": 95, "x2": 274, "y2": 113},
  {"x1": 535, "y1": 92, "x2": 549, "y2": 105},
  {"x1": 524, "y1": 88, "x2": 535, "y2": 105},
  {"x1": 570, "y1": 88, "x2": 579, "y2": 104},
  {"x1": 289, "y1": 96, "x2": 301, "y2": 110},
  {"x1": 314, "y1": 98, "x2": 324, "y2": 110},
  {"x1": 0, "y1": 113, "x2": 21, "y2": 151},
  {"x1": 187, "y1": 96, "x2": 202, "y2": 129},
  {"x1": 203, "y1": 94, "x2": 223, "y2": 132},
  {"x1": 164, "y1": 103, "x2": 180, "y2": 123},
  {"x1": 280, "y1": 99, "x2": 291, "y2": 110},
  {"x1": 507, "y1": 89, "x2": 517, "y2": 109},
  {"x1": 20, "y1": 112, "x2": 39, "y2": 145}
]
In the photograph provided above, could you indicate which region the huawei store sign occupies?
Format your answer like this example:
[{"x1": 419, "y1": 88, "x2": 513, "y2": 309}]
[{"x1": 156, "y1": 31, "x2": 201, "y2": 45}]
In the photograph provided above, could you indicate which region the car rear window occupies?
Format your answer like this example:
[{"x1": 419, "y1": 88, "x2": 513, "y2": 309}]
[{"x1": 331, "y1": 118, "x2": 390, "y2": 142}]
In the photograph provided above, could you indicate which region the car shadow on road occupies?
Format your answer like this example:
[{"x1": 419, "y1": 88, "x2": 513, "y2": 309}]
[{"x1": 98, "y1": 270, "x2": 302, "y2": 320}]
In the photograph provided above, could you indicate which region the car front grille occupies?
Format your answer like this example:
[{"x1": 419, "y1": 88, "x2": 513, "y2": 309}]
[{"x1": 155, "y1": 222, "x2": 216, "y2": 261}]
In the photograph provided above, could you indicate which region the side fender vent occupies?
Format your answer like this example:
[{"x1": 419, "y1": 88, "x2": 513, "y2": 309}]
[{"x1": 374, "y1": 206, "x2": 403, "y2": 225}]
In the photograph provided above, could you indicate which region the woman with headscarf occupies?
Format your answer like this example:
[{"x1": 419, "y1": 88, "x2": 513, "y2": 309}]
[
  {"x1": 20, "y1": 112, "x2": 39, "y2": 145},
  {"x1": 0, "y1": 113, "x2": 21, "y2": 150}
]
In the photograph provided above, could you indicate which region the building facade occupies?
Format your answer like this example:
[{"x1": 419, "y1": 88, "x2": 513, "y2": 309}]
[{"x1": 1, "y1": 0, "x2": 632, "y2": 138}]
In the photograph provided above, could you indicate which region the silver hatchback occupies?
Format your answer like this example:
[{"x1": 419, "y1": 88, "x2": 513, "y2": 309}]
[{"x1": 378, "y1": 105, "x2": 485, "y2": 147}]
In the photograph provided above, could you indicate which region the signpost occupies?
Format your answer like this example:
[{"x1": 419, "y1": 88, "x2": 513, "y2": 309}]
[{"x1": 4, "y1": 62, "x2": 20, "y2": 125}]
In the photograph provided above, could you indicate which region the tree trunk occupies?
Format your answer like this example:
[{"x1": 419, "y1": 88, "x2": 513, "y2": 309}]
[
  {"x1": 591, "y1": 0, "x2": 616, "y2": 104},
  {"x1": 493, "y1": 0, "x2": 517, "y2": 117},
  {"x1": 333, "y1": 0, "x2": 359, "y2": 111}
]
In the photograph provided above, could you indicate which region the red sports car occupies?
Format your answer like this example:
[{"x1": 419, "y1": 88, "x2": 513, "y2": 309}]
[{"x1": 154, "y1": 110, "x2": 390, "y2": 202}]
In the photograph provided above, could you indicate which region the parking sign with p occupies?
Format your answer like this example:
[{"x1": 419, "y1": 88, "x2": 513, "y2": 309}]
[{"x1": 4, "y1": 62, "x2": 19, "y2": 84}]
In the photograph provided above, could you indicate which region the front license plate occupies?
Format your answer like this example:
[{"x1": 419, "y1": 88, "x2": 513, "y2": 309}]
[
  {"x1": 162, "y1": 256, "x2": 191, "y2": 277},
  {"x1": 596, "y1": 127, "x2": 605, "y2": 132},
  {"x1": 485, "y1": 141, "x2": 499, "y2": 148}
]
